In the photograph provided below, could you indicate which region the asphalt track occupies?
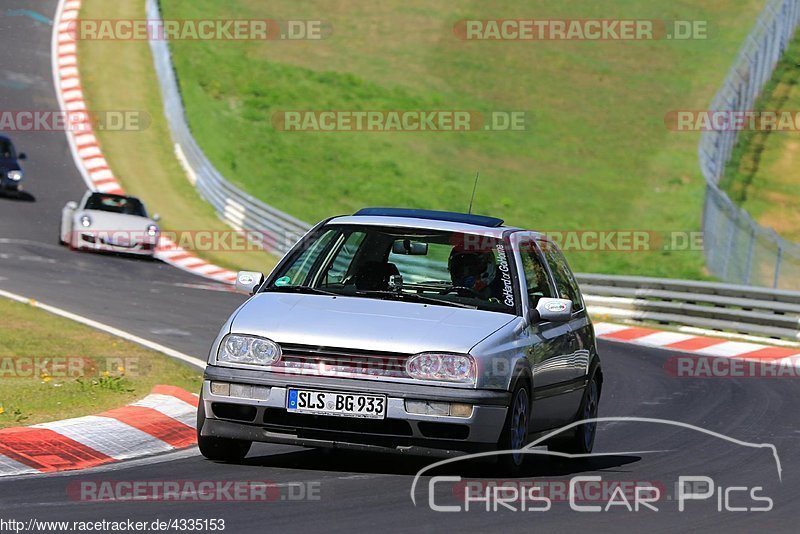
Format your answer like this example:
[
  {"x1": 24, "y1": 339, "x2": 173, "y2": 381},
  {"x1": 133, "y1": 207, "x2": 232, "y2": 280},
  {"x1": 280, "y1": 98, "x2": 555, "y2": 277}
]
[{"x1": 0, "y1": 1, "x2": 798, "y2": 532}]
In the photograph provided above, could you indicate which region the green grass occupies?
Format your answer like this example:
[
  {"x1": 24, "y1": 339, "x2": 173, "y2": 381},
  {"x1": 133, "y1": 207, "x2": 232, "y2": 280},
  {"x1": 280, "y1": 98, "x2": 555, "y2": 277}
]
[
  {"x1": 721, "y1": 33, "x2": 800, "y2": 242},
  {"x1": 155, "y1": 0, "x2": 765, "y2": 279},
  {"x1": 78, "y1": 0, "x2": 279, "y2": 274},
  {"x1": 0, "y1": 298, "x2": 202, "y2": 428}
]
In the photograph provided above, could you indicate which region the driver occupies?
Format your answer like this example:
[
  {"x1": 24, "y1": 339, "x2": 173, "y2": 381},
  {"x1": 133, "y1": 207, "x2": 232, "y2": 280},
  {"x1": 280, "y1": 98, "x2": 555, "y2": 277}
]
[{"x1": 448, "y1": 246, "x2": 498, "y2": 300}]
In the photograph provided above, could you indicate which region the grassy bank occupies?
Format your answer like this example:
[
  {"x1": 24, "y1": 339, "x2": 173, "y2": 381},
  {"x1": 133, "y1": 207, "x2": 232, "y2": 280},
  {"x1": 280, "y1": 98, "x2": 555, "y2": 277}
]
[
  {"x1": 154, "y1": 0, "x2": 765, "y2": 279},
  {"x1": 721, "y1": 33, "x2": 800, "y2": 242},
  {"x1": 0, "y1": 298, "x2": 201, "y2": 428},
  {"x1": 77, "y1": 0, "x2": 279, "y2": 274}
]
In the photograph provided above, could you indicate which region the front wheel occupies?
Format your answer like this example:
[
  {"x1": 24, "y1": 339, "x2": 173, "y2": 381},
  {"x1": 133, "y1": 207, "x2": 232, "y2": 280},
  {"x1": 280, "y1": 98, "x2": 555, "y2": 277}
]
[
  {"x1": 196, "y1": 393, "x2": 252, "y2": 463},
  {"x1": 198, "y1": 435, "x2": 252, "y2": 462},
  {"x1": 496, "y1": 380, "x2": 530, "y2": 474}
]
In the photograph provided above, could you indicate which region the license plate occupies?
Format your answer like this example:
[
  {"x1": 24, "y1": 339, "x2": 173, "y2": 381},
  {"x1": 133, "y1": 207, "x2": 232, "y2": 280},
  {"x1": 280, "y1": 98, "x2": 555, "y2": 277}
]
[{"x1": 287, "y1": 389, "x2": 387, "y2": 419}]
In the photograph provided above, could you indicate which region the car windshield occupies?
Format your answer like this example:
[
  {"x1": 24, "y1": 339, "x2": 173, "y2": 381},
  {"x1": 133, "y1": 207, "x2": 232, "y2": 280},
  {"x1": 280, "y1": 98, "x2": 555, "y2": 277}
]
[
  {"x1": 0, "y1": 139, "x2": 16, "y2": 159},
  {"x1": 264, "y1": 224, "x2": 519, "y2": 314},
  {"x1": 84, "y1": 194, "x2": 147, "y2": 217}
]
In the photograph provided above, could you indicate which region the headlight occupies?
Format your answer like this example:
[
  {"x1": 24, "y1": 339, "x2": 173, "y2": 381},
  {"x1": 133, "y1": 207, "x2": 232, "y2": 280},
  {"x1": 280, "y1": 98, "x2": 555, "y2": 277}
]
[
  {"x1": 406, "y1": 353, "x2": 476, "y2": 384},
  {"x1": 217, "y1": 334, "x2": 281, "y2": 366},
  {"x1": 146, "y1": 224, "x2": 159, "y2": 237},
  {"x1": 7, "y1": 170, "x2": 22, "y2": 181},
  {"x1": 80, "y1": 215, "x2": 92, "y2": 227}
]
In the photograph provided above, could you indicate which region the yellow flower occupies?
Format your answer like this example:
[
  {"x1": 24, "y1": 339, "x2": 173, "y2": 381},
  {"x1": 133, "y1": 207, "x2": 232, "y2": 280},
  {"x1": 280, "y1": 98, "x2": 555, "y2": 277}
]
[
  {"x1": 42, "y1": 376, "x2": 52, "y2": 383},
  {"x1": 117, "y1": 366, "x2": 125, "y2": 374},
  {"x1": 0, "y1": 405, "x2": 5, "y2": 415},
  {"x1": 102, "y1": 371, "x2": 110, "y2": 377}
]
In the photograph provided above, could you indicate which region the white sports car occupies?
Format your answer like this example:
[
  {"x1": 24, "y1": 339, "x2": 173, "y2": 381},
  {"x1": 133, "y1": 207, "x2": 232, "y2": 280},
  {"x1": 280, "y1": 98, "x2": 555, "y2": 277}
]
[{"x1": 60, "y1": 192, "x2": 160, "y2": 257}]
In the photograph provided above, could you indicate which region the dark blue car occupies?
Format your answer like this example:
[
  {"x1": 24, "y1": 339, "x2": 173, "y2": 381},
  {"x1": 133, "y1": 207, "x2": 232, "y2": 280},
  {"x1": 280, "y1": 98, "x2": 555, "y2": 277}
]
[{"x1": 0, "y1": 135, "x2": 26, "y2": 196}]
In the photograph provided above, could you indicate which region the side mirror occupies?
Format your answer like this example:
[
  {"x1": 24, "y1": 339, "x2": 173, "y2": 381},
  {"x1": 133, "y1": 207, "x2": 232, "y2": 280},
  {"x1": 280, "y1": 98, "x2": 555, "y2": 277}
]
[
  {"x1": 152, "y1": 213, "x2": 161, "y2": 222},
  {"x1": 18, "y1": 153, "x2": 26, "y2": 160},
  {"x1": 235, "y1": 271, "x2": 264, "y2": 295},
  {"x1": 529, "y1": 297, "x2": 572, "y2": 323},
  {"x1": 66, "y1": 201, "x2": 78, "y2": 210}
]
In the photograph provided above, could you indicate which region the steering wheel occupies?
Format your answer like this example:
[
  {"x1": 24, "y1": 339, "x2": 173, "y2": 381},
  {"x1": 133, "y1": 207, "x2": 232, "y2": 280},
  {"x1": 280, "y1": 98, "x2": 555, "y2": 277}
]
[{"x1": 438, "y1": 285, "x2": 482, "y2": 298}]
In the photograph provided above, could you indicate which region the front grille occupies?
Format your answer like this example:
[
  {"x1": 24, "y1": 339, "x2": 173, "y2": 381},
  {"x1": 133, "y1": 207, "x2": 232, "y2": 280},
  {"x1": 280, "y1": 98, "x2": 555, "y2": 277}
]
[
  {"x1": 263, "y1": 408, "x2": 413, "y2": 436},
  {"x1": 268, "y1": 344, "x2": 413, "y2": 380}
]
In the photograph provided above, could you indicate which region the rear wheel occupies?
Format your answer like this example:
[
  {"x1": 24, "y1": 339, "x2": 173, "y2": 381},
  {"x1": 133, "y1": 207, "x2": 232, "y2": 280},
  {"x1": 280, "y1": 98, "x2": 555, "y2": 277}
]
[
  {"x1": 496, "y1": 380, "x2": 530, "y2": 474},
  {"x1": 196, "y1": 393, "x2": 252, "y2": 463},
  {"x1": 551, "y1": 372, "x2": 600, "y2": 455}
]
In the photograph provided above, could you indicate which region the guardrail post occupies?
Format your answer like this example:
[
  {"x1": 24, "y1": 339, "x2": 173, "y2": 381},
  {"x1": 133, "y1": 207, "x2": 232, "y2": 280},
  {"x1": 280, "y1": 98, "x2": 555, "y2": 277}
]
[
  {"x1": 745, "y1": 226, "x2": 756, "y2": 284},
  {"x1": 773, "y1": 244, "x2": 783, "y2": 288},
  {"x1": 721, "y1": 219, "x2": 737, "y2": 280}
]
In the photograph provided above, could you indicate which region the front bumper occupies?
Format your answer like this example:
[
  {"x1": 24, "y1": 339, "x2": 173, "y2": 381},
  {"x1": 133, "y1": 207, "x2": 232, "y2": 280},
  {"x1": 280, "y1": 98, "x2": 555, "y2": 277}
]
[
  {"x1": 0, "y1": 178, "x2": 21, "y2": 192},
  {"x1": 76, "y1": 232, "x2": 157, "y2": 256},
  {"x1": 201, "y1": 365, "x2": 511, "y2": 458}
]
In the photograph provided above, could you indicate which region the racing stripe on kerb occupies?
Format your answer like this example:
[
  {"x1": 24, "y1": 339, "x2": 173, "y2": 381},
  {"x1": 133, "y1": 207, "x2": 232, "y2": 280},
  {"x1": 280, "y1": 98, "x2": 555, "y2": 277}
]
[
  {"x1": 132, "y1": 394, "x2": 197, "y2": 427},
  {"x1": 53, "y1": 0, "x2": 237, "y2": 286},
  {"x1": 594, "y1": 321, "x2": 800, "y2": 362},
  {"x1": 0, "y1": 427, "x2": 113, "y2": 472},
  {"x1": 99, "y1": 406, "x2": 196, "y2": 449},
  {"x1": 33, "y1": 416, "x2": 174, "y2": 460},
  {"x1": 0, "y1": 386, "x2": 198, "y2": 478}
]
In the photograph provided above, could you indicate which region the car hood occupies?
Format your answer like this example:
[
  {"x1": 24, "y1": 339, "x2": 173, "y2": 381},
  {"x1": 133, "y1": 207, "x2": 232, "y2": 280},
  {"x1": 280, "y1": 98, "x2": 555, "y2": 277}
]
[
  {"x1": 79, "y1": 210, "x2": 156, "y2": 231},
  {"x1": 230, "y1": 293, "x2": 515, "y2": 354}
]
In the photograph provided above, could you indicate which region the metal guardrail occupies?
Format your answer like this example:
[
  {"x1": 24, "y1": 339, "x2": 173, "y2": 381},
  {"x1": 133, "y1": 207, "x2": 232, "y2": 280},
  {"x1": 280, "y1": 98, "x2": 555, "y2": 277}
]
[
  {"x1": 578, "y1": 273, "x2": 800, "y2": 341},
  {"x1": 146, "y1": 0, "x2": 312, "y2": 255},
  {"x1": 699, "y1": 0, "x2": 800, "y2": 289}
]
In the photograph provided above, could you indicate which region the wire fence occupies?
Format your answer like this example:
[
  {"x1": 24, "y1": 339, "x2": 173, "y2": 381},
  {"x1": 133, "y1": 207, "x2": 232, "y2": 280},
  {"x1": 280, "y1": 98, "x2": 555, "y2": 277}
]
[{"x1": 699, "y1": 0, "x2": 800, "y2": 289}]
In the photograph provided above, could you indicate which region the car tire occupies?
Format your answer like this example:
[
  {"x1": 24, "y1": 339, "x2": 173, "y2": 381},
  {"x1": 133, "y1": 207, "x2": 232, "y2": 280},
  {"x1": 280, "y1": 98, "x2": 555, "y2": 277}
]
[
  {"x1": 496, "y1": 378, "x2": 531, "y2": 474},
  {"x1": 551, "y1": 371, "x2": 600, "y2": 455},
  {"x1": 196, "y1": 393, "x2": 252, "y2": 463}
]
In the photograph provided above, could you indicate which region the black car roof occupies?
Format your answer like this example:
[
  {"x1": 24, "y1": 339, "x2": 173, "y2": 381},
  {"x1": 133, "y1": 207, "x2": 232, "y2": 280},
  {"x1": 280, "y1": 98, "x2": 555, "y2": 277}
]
[{"x1": 353, "y1": 207, "x2": 505, "y2": 228}]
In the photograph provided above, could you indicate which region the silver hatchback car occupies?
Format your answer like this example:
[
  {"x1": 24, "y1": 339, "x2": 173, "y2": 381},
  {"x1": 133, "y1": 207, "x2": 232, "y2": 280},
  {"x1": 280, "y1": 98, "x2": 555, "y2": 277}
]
[{"x1": 198, "y1": 208, "x2": 602, "y2": 471}]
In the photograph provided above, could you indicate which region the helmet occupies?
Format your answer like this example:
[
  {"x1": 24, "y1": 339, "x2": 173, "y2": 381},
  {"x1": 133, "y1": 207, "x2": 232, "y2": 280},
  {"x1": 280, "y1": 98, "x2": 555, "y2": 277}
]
[{"x1": 448, "y1": 248, "x2": 497, "y2": 292}]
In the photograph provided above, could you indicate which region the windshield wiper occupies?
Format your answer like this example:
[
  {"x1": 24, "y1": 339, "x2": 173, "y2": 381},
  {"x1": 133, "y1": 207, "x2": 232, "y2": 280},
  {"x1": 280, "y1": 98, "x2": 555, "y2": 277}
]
[
  {"x1": 353, "y1": 290, "x2": 477, "y2": 309},
  {"x1": 262, "y1": 285, "x2": 340, "y2": 297}
]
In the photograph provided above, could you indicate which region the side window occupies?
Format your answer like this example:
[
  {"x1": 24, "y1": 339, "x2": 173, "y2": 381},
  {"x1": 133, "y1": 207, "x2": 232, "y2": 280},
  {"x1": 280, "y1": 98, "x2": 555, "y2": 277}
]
[
  {"x1": 519, "y1": 241, "x2": 553, "y2": 307},
  {"x1": 540, "y1": 241, "x2": 583, "y2": 311},
  {"x1": 320, "y1": 232, "x2": 366, "y2": 285}
]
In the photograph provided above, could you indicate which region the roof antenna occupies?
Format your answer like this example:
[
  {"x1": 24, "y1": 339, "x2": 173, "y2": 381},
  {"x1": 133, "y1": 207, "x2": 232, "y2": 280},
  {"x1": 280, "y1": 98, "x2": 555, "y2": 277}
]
[{"x1": 468, "y1": 171, "x2": 480, "y2": 214}]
